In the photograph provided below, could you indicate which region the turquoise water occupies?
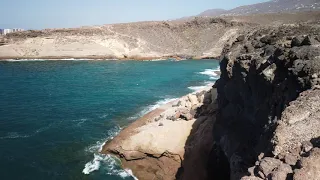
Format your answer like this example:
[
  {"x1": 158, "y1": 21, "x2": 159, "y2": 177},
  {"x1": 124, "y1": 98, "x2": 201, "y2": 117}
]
[{"x1": 0, "y1": 59, "x2": 219, "y2": 180}]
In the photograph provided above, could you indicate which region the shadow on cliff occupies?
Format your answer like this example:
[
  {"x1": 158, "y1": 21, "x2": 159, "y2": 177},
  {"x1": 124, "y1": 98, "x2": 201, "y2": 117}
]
[
  {"x1": 175, "y1": 51, "x2": 311, "y2": 179},
  {"x1": 175, "y1": 89, "x2": 231, "y2": 180}
]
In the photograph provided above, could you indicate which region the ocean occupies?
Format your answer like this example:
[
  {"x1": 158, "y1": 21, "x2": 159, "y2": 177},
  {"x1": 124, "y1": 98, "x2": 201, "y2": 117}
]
[{"x1": 0, "y1": 59, "x2": 220, "y2": 180}]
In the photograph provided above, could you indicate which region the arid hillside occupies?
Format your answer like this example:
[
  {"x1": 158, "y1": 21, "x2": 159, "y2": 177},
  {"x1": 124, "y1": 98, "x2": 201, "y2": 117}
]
[{"x1": 0, "y1": 12, "x2": 319, "y2": 60}]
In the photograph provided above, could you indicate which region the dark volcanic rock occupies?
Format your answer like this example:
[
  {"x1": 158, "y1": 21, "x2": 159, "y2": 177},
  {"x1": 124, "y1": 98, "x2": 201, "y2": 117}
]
[
  {"x1": 208, "y1": 24, "x2": 320, "y2": 180},
  {"x1": 291, "y1": 36, "x2": 304, "y2": 47}
]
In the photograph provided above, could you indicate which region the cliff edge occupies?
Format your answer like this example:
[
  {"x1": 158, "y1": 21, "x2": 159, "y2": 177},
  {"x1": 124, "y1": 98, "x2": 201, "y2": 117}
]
[{"x1": 101, "y1": 12, "x2": 320, "y2": 180}]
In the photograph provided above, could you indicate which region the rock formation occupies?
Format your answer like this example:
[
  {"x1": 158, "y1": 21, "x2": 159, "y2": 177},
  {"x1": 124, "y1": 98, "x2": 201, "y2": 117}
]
[
  {"x1": 99, "y1": 12, "x2": 320, "y2": 180},
  {"x1": 101, "y1": 87, "x2": 217, "y2": 180},
  {"x1": 210, "y1": 23, "x2": 320, "y2": 180}
]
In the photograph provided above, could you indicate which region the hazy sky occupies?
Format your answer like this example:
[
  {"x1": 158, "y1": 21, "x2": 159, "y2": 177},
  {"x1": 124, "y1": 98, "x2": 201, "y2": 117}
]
[{"x1": 1, "y1": 0, "x2": 267, "y2": 29}]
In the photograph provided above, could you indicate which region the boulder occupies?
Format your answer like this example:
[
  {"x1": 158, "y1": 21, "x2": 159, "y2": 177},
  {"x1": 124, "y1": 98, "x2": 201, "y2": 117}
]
[
  {"x1": 236, "y1": 35, "x2": 245, "y2": 42},
  {"x1": 260, "y1": 35, "x2": 277, "y2": 45},
  {"x1": 300, "y1": 36, "x2": 317, "y2": 46},
  {"x1": 258, "y1": 157, "x2": 282, "y2": 177},
  {"x1": 294, "y1": 148, "x2": 320, "y2": 180},
  {"x1": 252, "y1": 40, "x2": 265, "y2": 48},
  {"x1": 269, "y1": 164, "x2": 292, "y2": 180},
  {"x1": 188, "y1": 94, "x2": 199, "y2": 105},
  {"x1": 244, "y1": 43, "x2": 254, "y2": 53},
  {"x1": 284, "y1": 154, "x2": 298, "y2": 166},
  {"x1": 291, "y1": 36, "x2": 305, "y2": 47},
  {"x1": 263, "y1": 45, "x2": 276, "y2": 57},
  {"x1": 301, "y1": 141, "x2": 313, "y2": 153}
]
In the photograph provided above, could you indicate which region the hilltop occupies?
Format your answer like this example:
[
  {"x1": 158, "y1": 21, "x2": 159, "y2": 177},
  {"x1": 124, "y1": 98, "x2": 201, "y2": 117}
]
[{"x1": 0, "y1": 11, "x2": 319, "y2": 60}]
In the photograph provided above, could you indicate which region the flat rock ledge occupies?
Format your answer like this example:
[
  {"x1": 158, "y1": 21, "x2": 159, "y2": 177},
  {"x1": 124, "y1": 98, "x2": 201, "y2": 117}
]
[{"x1": 101, "y1": 86, "x2": 217, "y2": 180}]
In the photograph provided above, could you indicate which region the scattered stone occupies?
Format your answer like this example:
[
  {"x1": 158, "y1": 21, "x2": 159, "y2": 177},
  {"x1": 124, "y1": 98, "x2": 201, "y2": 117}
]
[
  {"x1": 154, "y1": 115, "x2": 163, "y2": 122},
  {"x1": 159, "y1": 122, "x2": 164, "y2": 126},
  {"x1": 241, "y1": 176, "x2": 263, "y2": 180},
  {"x1": 291, "y1": 36, "x2": 305, "y2": 47},
  {"x1": 179, "y1": 112, "x2": 193, "y2": 121},
  {"x1": 284, "y1": 154, "x2": 298, "y2": 166},
  {"x1": 263, "y1": 45, "x2": 276, "y2": 56},
  {"x1": 248, "y1": 166, "x2": 256, "y2": 176},
  {"x1": 258, "y1": 153, "x2": 265, "y2": 161},
  {"x1": 301, "y1": 141, "x2": 313, "y2": 153},
  {"x1": 188, "y1": 94, "x2": 199, "y2": 105},
  {"x1": 252, "y1": 40, "x2": 265, "y2": 48},
  {"x1": 245, "y1": 43, "x2": 254, "y2": 53},
  {"x1": 294, "y1": 148, "x2": 320, "y2": 180},
  {"x1": 258, "y1": 157, "x2": 282, "y2": 177},
  {"x1": 260, "y1": 35, "x2": 277, "y2": 45},
  {"x1": 167, "y1": 112, "x2": 181, "y2": 121},
  {"x1": 300, "y1": 36, "x2": 315, "y2": 46},
  {"x1": 236, "y1": 35, "x2": 245, "y2": 42}
]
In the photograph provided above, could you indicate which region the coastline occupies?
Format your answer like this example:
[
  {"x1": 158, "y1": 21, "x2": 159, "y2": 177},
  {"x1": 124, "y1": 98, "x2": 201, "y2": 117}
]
[
  {"x1": 0, "y1": 55, "x2": 218, "y2": 61},
  {"x1": 100, "y1": 84, "x2": 217, "y2": 180}
]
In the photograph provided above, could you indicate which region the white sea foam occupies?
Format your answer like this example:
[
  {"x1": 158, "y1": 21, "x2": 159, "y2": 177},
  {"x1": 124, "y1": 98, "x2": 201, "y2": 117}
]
[
  {"x1": 128, "y1": 98, "x2": 178, "y2": 121},
  {"x1": 121, "y1": 169, "x2": 139, "y2": 180},
  {"x1": 82, "y1": 153, "x2": 138, "y2": 179},
  {"x1": 72, "y1": 118, "x2": 89, "y2": 126},
  {"x1": 199, "y1": 69, "x2": 218, "y2": 77},
  {"x1": 188, "y1": 81, "x2": 215, "y2": 92},
  {"x1": 0, "y1": 132, "x2": 31, "y2": 139},
  {"x1": 0, "y1": 124, "x2": 54, "y2": 140},
  {"x1": 83, "y1": 154, "x2": 104, "y2": 174},
  {"x1": 188, "y1": 85, "x2": 208, "y2": 91},
  {"x1": 85, "y1": 126, "x2": 121, "y2": 153}
]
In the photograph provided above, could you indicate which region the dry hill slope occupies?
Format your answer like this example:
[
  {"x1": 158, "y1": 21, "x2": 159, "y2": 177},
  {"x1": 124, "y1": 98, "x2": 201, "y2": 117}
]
[{"x1": 0, "y1": 12, "x2": 319, "y2": 60}]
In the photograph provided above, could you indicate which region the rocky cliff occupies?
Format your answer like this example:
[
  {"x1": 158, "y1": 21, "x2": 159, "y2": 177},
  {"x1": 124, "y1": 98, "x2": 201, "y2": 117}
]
[
  {"x1": 207, "y1": 22, "x2": 320, "y2": 180},
  {"x1": 98, "y1": 12, "x2": 320, "y2": 180}
]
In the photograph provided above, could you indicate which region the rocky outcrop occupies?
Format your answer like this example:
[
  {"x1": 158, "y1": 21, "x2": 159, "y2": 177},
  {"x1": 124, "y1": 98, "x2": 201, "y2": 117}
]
[
  {"x1": 209, "y1": 23, "x2": 320, "y2": 180},
  {"x1": 98, "y1": 12, "x2": 320, "y2": 180},
  {"x1": 101, "y1": 87, "x2": 218, "y2": 180}
]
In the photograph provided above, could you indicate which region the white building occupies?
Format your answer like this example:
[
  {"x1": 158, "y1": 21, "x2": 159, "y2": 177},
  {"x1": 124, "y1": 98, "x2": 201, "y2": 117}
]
[{"x1": 0, "y1": 28, "x2": 24, "y2": 35}]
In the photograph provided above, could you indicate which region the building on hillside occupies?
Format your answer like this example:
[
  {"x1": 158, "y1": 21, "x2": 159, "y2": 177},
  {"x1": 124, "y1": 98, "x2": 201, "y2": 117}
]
[{"x1": 0, "y1": 28, "x2": 24, "y2": 35}]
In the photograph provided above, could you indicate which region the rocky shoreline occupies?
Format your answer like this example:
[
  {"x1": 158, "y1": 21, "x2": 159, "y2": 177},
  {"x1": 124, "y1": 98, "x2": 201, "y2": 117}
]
[
  {"x1": 101, "y1": 19, "x2": 320, "y2": 180},
  {"x1": 101, "y1": 85, "x2": 217, "y2": 180}
]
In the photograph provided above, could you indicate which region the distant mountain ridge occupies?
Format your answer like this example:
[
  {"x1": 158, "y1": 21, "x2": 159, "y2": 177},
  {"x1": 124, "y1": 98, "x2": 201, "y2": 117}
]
[{"x1": 198, "y1": 0, "x2": 320, "y2": 17}]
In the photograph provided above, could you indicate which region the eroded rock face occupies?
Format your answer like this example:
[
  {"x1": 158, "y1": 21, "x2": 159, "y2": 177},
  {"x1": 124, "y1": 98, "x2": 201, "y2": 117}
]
[
  {"x1": 211, "y1": 23, "x2": 320, "y2": 180},
  {"x1": 101, "y1": 22, "x2": 320, "y2": 180},
  {"x1": 101, "y1": 87, "x2": 217, "y2": 180}
]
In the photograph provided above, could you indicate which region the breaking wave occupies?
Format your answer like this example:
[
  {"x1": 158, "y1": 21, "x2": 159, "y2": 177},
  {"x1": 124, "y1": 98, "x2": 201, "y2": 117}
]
[{"x1": 127, "y1": 98, "x2": 177, "y2": 121}]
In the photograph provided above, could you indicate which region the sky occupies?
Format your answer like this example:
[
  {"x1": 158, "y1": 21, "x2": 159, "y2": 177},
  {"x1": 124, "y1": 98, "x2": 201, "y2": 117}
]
[{"x1": 0, "y1": 0, "x2": 268, "y2": 30}]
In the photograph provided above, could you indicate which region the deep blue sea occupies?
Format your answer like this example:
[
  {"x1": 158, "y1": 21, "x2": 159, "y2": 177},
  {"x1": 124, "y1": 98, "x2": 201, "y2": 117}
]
[{"x1": 0, "y1": 59, "x2": 219, "y2": 180}]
